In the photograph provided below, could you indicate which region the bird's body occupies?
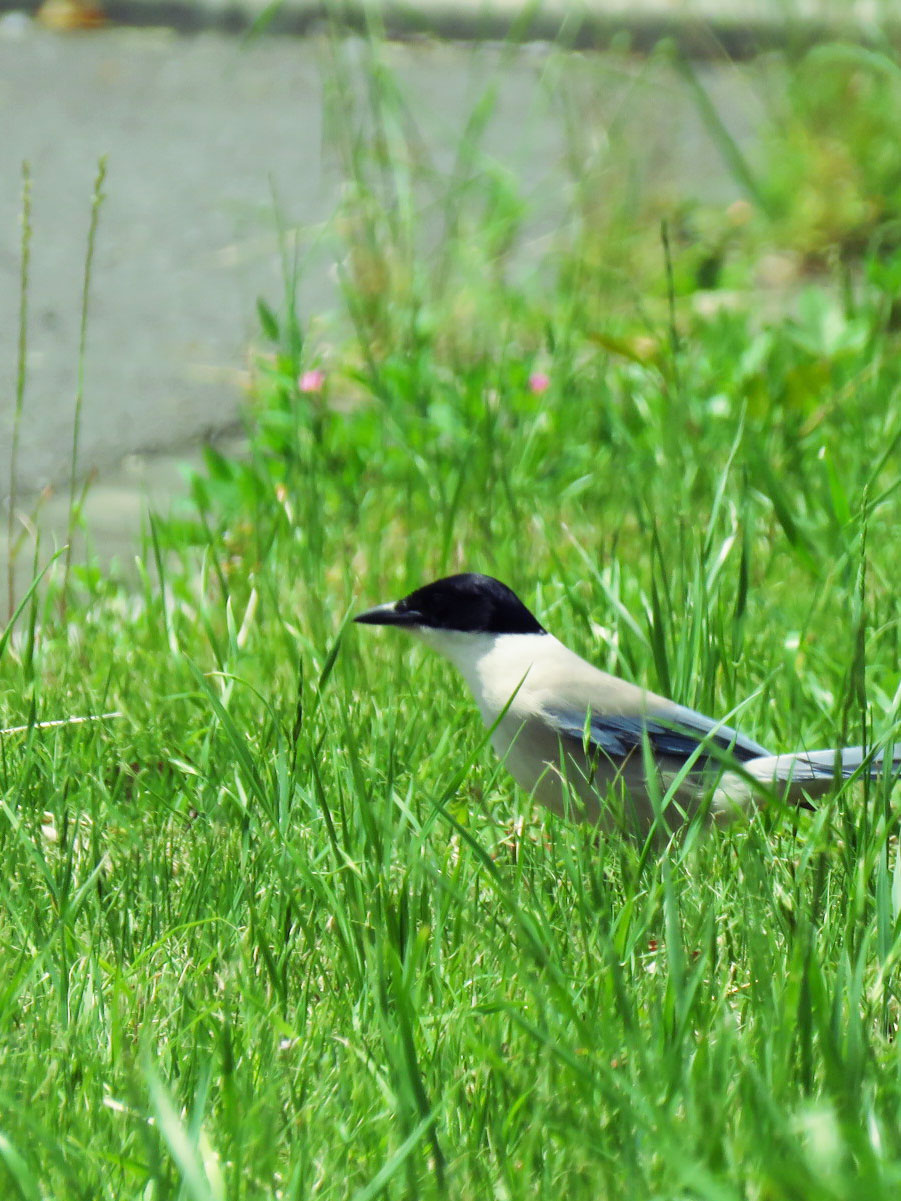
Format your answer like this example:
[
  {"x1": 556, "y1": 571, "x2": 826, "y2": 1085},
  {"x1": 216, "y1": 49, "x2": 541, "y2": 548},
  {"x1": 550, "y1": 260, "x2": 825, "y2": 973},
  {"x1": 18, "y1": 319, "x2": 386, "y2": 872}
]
[
  {"x1": 413, "y1": 626, "x2": 730, "y2": 826},
  {"x1": 355, "y1": 574, "x2": 900, "y2": 832}
]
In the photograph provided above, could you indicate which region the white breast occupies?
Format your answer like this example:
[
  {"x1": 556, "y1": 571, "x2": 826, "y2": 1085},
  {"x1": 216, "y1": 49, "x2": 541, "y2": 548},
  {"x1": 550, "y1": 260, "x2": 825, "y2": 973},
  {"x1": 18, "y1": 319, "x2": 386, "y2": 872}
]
[{"x1": 414, "y1": 630, "x2": 580, "y2": 790}]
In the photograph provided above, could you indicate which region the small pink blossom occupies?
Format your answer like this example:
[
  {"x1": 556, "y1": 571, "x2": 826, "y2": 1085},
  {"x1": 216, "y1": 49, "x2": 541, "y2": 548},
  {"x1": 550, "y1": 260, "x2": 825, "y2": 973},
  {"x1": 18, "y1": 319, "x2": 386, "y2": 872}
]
[
  {"x1": 299, "y1": 369, "x2": 325, "y2": 394},
  {"x1": 528, "y1": 371, "x2": 550, "y2": 395}
]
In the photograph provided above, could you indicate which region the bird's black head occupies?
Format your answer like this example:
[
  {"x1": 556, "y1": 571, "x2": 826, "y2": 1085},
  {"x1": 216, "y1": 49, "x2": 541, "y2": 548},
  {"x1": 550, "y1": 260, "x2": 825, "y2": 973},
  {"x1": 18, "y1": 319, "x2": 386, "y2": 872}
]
[{"x1": 354, "y1": 573, "x2": 547, "y2": 636}]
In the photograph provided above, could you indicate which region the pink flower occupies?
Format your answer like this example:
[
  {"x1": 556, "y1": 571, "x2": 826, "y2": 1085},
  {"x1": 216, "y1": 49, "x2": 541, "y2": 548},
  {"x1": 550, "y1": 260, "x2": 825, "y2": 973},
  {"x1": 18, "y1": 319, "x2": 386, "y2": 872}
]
[
  {"x1": 528, "y1": 371, "x2": 550, "y2": 395},
  {"x1": 298, "y1": 369, "x2": 325, "y2": 394}
]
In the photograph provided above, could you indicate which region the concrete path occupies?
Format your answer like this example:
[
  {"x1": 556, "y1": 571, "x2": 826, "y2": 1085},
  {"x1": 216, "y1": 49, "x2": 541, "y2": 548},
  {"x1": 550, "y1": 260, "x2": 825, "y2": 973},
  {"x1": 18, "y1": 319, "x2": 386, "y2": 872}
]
[{"x1": 1, "y1": 25, "x2": 333, "y2": 498}]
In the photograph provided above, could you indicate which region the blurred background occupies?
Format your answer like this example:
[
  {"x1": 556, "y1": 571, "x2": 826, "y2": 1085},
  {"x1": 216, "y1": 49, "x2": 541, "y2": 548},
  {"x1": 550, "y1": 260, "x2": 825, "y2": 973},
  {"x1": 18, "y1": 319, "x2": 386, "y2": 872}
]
[{"x1": 2, "y1": 0, "x2": 900, "y2": 573}]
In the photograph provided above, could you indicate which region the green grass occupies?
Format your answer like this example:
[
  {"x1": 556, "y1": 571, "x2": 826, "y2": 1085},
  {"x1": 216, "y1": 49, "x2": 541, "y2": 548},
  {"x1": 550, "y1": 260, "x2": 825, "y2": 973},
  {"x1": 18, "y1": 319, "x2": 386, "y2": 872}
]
[{"x1": 3, "y1": 29, "x2": 901, "y2": 1201}]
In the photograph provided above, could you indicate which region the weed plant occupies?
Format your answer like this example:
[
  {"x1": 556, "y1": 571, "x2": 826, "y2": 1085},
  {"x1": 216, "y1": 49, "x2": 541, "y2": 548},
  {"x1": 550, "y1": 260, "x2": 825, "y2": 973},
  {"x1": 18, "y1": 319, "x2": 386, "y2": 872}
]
[{"x1": 2, "y1": 28, "x2": 901, "y2": 1201}]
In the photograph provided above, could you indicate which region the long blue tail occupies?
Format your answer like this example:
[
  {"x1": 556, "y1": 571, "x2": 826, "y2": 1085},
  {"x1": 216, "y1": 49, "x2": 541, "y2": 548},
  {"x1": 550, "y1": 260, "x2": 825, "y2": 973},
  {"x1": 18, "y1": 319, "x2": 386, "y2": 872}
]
[{"x1": 746, "y1": 743, "x2": 901, "y2": 796}]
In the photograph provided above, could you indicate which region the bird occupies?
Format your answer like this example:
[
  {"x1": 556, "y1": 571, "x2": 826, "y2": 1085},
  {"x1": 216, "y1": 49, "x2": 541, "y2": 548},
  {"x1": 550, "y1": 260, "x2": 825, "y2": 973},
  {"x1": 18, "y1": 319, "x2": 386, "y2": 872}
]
[{"x1": 354, "y1": 572, "x2": 901, "y2": 833}]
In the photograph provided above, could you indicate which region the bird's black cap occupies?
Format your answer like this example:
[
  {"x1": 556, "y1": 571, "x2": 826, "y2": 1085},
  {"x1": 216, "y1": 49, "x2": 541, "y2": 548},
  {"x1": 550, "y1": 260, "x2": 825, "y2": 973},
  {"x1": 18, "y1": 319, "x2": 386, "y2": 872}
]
[{"x1": 354, "y1": 573, "x2": 547, "y2": 636}]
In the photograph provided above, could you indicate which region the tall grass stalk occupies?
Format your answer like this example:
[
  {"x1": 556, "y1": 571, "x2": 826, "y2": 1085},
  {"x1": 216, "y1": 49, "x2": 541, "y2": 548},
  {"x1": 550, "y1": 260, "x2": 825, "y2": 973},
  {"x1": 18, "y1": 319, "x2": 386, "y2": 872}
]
[
  {"x1": 6, "y1": 162, "x2": 33, "y2": 623},
  {"x1": 62, "y1": 156, "x2": 107, "y2": 614}
]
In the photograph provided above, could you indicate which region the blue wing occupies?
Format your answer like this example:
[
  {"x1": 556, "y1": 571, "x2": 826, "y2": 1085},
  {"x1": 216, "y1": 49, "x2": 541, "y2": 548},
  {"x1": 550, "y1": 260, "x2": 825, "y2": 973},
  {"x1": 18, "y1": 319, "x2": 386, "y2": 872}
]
[{"x1": 544, "y1": 702, "x2": 771, "y2": 770}]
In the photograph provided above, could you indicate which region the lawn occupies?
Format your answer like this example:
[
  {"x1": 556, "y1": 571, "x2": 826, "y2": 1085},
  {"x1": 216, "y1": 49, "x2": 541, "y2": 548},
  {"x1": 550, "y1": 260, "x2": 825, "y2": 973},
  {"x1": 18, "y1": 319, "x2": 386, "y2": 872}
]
[{"x1": 2, "y1": 27, "x2": 901, "y2": 1201}]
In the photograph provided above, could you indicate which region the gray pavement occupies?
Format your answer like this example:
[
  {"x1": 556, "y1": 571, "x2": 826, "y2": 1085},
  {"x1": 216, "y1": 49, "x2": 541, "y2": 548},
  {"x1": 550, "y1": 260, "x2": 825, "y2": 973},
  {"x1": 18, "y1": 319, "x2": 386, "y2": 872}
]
[{"x1": 1, "y1": 25, "x2": 333, "y2": 496}]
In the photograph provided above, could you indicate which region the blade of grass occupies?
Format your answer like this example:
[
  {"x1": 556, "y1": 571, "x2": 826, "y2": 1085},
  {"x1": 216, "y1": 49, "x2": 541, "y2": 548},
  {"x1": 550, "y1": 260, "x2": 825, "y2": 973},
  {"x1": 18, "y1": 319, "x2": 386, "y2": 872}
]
[
  {"x1": 6, "y1": 162, "x2": 32, "y2": 625},
  {"x1": 62, "y1": 156, "x2": 107, "y2": 616}
]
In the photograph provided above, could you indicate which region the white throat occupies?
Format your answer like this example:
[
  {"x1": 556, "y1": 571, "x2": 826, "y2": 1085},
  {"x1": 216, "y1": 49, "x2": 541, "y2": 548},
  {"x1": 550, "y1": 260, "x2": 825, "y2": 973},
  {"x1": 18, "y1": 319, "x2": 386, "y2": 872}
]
[{"x1": 412, "y1": 627, "x2": 552, "y2": 723}]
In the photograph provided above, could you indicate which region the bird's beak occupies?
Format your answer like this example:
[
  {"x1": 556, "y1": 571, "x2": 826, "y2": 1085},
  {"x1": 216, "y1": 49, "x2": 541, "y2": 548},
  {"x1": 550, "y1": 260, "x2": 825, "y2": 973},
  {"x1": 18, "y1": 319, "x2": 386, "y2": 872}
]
[{"x1": 353, "y1": 601, "x2": 422, "y2": 627}]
